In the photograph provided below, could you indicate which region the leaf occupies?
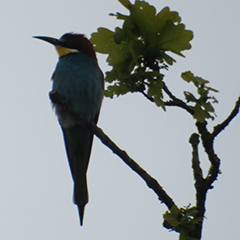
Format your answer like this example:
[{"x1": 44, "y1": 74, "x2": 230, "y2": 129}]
[
  {"x1": 160, "y1": 53, "x2": 176, "y2": 65},
  {"x1": 103, "y1": 89, "x2": 114, "y2": 98},
  {"x1": 206, "y1": 86, "x2": 219, "y2": 93},
  {"x1": 91, "y1": 28, "x2": 133, "y2": 69},
  {"x1": 163, "y1": 211, "x2": 181, "y2": 228},
  {"x1": 129, "y1": 0, "x2": 157, "y2": 38},
  {"x1": 170, "y1": 205, "x2": 181, "y2": 217},
  {"x1": 118, "y1": 0, "x2": 132, "y2": 9},
  {"x1": 184, "y1": 91, "x2": 197, "y2": 102},
  {"x1": 158, "y1": 22, "x2": 193, "y2": 55},
  {"x1": 157, "y1": 7, "x2": 181, "y2": 25},
  {"x1": 181, "y1": 71, "x2": 218, "y2": 121},
  {"x1": 193, "y1": 104, "x2": 213, "y2": 122},
  {"x1": 113, "y1": 27, "x2": 126, "y2": 44},
  {"x1": 183, "y1": 206, "x2": 198, "y2": 218},
  {"x1": 195, "y1": 76, "x2": 209, "y2": 85},
  {"x1": 181, "y1": 71, "x2": 195, "y2": 83},
  {"x1": 202, "y1": 102, "x2": 214, "y2": 112},
  {"x1": 181, "y1": 71, "x2": 209, "y2": 86}
]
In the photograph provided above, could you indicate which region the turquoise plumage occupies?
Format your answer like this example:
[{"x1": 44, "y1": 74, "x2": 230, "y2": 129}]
[{"x1": 34, "y1": 33, "x2": 104, "y2": 225}]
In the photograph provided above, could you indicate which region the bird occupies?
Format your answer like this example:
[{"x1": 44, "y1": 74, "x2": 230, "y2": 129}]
[{"x1": 34, "y1": 33, "x2": 104, "y2": 225}]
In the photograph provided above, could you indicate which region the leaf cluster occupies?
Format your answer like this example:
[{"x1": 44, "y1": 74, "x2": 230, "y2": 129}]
[
  {"x1": 163, "y1": 205, "x2": 202, "y2": 240},
  {"x1": 181, "y1": 71, "x2": 218, "y2": 122},
  {"x1": 91, "y1": 0, "x2": 193, "y2": 108},
  {"x1": 91, "y1": 0, "x2": 218, "y2": 122}
]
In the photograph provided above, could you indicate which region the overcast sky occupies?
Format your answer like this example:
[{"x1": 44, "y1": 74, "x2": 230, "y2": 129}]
[{"x1": 1, "y1": 0, "x2": 240, "y2": 239}]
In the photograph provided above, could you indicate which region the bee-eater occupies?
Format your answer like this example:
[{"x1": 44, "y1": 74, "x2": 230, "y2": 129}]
[{"x1": 34, "y1": 33, "x2": 104, "y2": 225}]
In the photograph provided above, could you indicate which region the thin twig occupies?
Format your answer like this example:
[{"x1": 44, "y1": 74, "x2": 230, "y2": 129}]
[
  {"x1": 139, "y1": 90, "x2": 154, "y2": 102},
  {"x1": 164, "y1": 100, "x2": 195, "y2": 115},
  {"x1": 212, "y1": 95, "x2": 240, "y2": 138},
  {"x1": 139, "y1": 81, "x2": 195, "y2": 115}
]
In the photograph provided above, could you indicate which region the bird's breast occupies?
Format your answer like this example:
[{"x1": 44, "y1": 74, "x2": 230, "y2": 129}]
[{"x1": 52, "y1": 53, "x2": 103, "y2": 128}]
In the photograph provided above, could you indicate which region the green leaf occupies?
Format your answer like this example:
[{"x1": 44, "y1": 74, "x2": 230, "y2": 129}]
[
  {"x1": 181, "y1": 71, "x2": 218, "y2": 121},
  {"x1": 113, "y1": 27, "x2": 126, "y2": 44},
  {"x1": 181, "y1": 71, "x2": 209, "y2": 86},
  {"x1": 129, "y1": 0, "x2": 157, "y2": 39},
  {"x1": 195, "y1": 76, "x2": 209, "y2": 85},
  {"x1": 118, "y1": 0, "x2": 132, "y2": 9},
  {"x1": 163, "y1": 211, "x2": 181, "y2": 228},
  {"x1": 202, "y1": 102, "x2": 214, "y2": 112},
  {"x1": 146, "y1": 79, "x2": 165, "y2": 109},
  {"x1": 160, "y1": 53, "x2": 176, "y2": 65},
  {"x1": 157, "y1": 7, "x2": 181, "y2": 25},
  {"x1": 106, "y1": 83, "x2": 132, "y2": 97},
  {"x1": 103, "y1": 89, "x2": 114, "y2": 98},
  {"x1": 193, "y1": 104, "x2": 213, "y2": 122},
  {"x1": 181, "y1": 71, "x2": 195, "y2": 82},
  {"x1": 91, "y1": 28, "x2": 115, "y2": 54},
  {"x1": 170, "y1": 205, "x2": 181, "y2": 217},
  {"x1": 184, "y1": 91, "x2": 197, "y2": 102},
  {"x1": 206, "y1": 86, "x2": 219, "y2": 93},
  {"x1": 158, "y1": 22, "x2": 193, "y2": 55}
]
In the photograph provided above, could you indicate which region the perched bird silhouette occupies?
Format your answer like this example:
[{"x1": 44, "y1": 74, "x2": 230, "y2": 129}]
[{"x1": 34, "y1": 33, "x2": 104, "y2": 225}]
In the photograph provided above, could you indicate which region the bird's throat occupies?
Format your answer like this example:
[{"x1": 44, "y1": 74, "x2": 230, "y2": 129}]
[{"x1": 55, "y1": 45, "x2": 79, "y2": 57}]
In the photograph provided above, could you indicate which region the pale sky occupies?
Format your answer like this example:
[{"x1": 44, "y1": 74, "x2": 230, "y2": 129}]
[{"x1": 1, "y1": 0, "x2": 240, "y2": 239}]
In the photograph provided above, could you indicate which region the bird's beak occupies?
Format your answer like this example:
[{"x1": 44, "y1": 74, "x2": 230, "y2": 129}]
[{"x1": 33, "y1": 36, "x2": 59, "y2": 46}]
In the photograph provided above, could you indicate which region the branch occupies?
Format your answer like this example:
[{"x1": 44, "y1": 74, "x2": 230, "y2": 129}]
[
  {"x1": 139, "y1": 81, "x2": 195, "y2": 115},
  {"x1": 196, "y1": 121, "x2": 220, "y2": 188},
  {"x1": 194, "y1": 95, "x2": 240, "y2": 189},
  {"x1": 189, "y1": 133, "x2": 206, "y2": 239},
  {"x1": 49, "y1": 90, "x2": 177, "y2": 211},
  {"x1": 212, "y1": 95, "x2": 240, "y2": 138},
  {"x1": 88, "y1": 122, "x2": 176, "y2": 209},
  {"x1": 188, "y1": 96, "x2": 240, "y2": 238},
  {"x1": 164, "y1": 100, "x2": 194, "y2": 115},
  {"x1": 189, "y1": 133, "x2": 203, "y2": 184},
  {"x1": 162, "y1": 82, "x2": 195, "y2": 115},
  {"x1": 139, "y1": 90, "x2": 154, "y2": 103}
]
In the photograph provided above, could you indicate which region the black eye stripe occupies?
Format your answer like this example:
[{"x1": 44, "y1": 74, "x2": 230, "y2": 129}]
[{"x1": 59, "y1": 40, "x2": 79, "y2": 50}]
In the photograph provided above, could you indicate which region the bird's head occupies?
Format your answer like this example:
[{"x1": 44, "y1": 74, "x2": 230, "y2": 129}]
[{"x1": 33, "y1": 33, "x2": 96, "y2": 59}]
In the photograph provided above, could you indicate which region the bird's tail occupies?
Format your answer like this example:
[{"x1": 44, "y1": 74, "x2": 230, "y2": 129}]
[
  {"x1": 73, "y1": 166, "x2": 88, "y2": 226},
  {"x1": 62, "y1": 125, "x2": 94, "y2": 225}
]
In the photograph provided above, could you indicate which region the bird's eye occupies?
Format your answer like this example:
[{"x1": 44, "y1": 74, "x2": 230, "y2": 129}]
[{"x1": 60, "y1": 39, "x2": 78, "y2": 50}]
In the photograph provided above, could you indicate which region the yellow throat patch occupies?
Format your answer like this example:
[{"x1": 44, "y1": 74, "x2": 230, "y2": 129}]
[{"x1": 55, "y1": 45, "x2": 78, "y2": 57}]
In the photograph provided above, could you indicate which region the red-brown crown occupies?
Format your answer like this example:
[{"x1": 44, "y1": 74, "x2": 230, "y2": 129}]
[{"x1": 59, "y1": 33, "x2": 96, "y2": 59}]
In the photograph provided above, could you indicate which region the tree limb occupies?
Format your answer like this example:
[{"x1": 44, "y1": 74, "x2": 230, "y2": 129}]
[
  {"x1": 88, "y1": 122, "x2": 176, "y2": 209},
  {"x1": 139, "y1": 81, "x2": 195, "y2": 115},
  {"x1": 212, "y1": 95, "x2": 240, "y2": 138},
  {"x1": 189, "y1": 133, "x2": 205, "y2": 239},
  {"x1": 189, "y1": 133, "x2": 203, "y2": 184},
  {"x1": 49, "y1": 90, "x2": 177, "y2": 211}
]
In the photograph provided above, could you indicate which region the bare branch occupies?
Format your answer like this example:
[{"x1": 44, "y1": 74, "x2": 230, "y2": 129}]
[
  {"x1": 212, "y1": 95, "x2": 240, "y2": 138},
  {"x1": 188, "y1": 133, "x2": 209, "y2": 239},
  {"x1": 88, "y1": 122, "x2": 176, "y2": 210},
  {"x1": 49, "y1": 90, "x2": 178, "y2": 211},
  {"x1": 189, "y1": 133, "x2": 203, "y2": 183}
]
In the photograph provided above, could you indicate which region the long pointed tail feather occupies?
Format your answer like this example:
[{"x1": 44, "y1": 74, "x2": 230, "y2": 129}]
[{"x1": 62, "y1": 125, "x2": 94, "y2": 225}]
